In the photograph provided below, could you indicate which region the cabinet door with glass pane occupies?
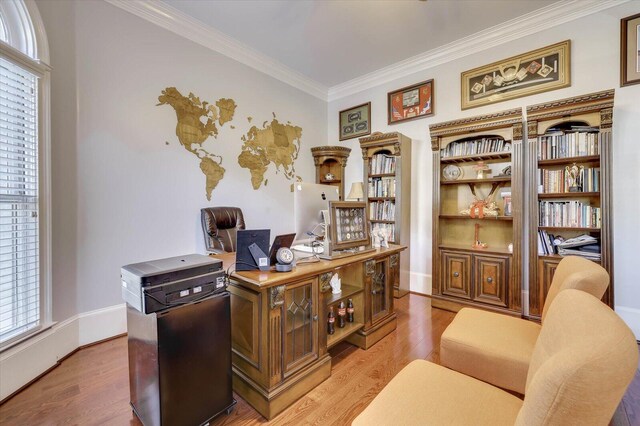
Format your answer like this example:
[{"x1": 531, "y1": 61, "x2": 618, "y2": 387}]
[
  {"x1": 282, "y1": 278, "x2": 318, "y2": 377},
  {"x1": 366, "y1": 259, "x2": 392, "y2": 325}
]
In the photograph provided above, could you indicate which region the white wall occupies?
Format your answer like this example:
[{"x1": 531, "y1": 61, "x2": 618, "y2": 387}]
[
  {"x1": 328, "y1": 2, "x2": 640, "y2": 336},
  {"x1": 37, "y1": 0, "x2": 327, "y2": 320}
]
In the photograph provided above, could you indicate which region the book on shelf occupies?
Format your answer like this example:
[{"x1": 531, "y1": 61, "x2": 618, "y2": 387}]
[
  {"x1": 539, "y1": 200, "x2": 601, "y2": 228},
  {"x1": 369, "y1": 200, "x2": 396, "y2": 221},
  {"x1": 367, "y1": 177, "x2": 396, "y2": 197},
  {"x1": 440, "y1": 137, "x2": 510, "y2": 159},
  {"x1": 537, "y1": 129, "x2": 600, "y2": 160},
  {"x1": 370, "y1": 153, "x2": 396, "y2": 175},
  {"x1": 537, "y1": 167, "x2": 600, "y2": 193}
]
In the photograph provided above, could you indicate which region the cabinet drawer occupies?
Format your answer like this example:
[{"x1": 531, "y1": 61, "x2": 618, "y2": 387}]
[
  {"x1": 473, "y1": 254, "x2": 509, "y2": 307},
  {"x1": 441, "y1": 251, "x2": 472, "y2": 299}
]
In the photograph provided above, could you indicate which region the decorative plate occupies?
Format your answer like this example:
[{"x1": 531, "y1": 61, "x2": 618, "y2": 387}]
[{"x1": 442, "y1": 164, "x2": 463, "y2": 181}]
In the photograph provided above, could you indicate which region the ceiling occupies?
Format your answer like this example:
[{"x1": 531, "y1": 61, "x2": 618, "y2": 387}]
[{"x1": 160, "y1": 0, "x2": 559, "y2": 88}]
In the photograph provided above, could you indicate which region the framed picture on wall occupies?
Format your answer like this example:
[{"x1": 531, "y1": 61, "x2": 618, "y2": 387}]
[
  {"x1": 621, "y1": 13, "x2": 640, "y2": 87},
  {"x1": 387, "y1": 79, "x2": 435, "y2": 124},
  {"x1": 461, "y1": 40, "x2": 571, "y2": 110},
  {"x1": 339, "y1": 102, "x2": 371, "y2": 141}
]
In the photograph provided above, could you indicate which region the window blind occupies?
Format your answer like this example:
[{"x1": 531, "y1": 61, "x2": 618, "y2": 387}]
[{"x1": 0, "y1": 56, "x2": 40, "y2": 345}]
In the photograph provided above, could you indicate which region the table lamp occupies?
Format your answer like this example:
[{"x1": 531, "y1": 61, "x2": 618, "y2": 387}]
[{"x1": 347, "y1": 182, "x2": 364, "y2": 201}]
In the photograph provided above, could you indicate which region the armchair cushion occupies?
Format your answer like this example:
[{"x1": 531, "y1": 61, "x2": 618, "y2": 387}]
[
  {"x1": 352, "y1": 360, "x2": 523, "y2": 426},
  {"x1": 440, "y1": 308, "x2": 540, "y2": 394}
]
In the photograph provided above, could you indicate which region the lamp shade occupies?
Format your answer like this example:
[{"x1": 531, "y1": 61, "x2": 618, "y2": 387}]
[{"x1": 347, "y1": 182, "x2": 364, "y2": 201}]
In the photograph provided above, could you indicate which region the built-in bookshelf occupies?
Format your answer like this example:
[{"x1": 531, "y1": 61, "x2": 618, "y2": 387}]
[
  {"x1": 429, "y1": 109, "x2": 524, "y2": 316},
  {"x1": 526, "y1": 90, "x2": 615, "y2": 320},
  {"x1": 360, "y1": 132, "x2": 411, "y2": 298},
  {"x1": 311, "y1": 146, "x2": 351, "y2": 200}
]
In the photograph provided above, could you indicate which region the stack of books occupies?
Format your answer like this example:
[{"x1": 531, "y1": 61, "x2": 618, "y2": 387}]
[{"x1": 556, "y1": 234, "x2": 601, "y2": 261}]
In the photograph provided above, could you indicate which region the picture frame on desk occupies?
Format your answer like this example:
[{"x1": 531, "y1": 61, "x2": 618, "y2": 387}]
[
  {"x1": 339, "y1": 102, "x2": 371, "y2": 141},
  {"x1": 461, "y1": 40, "x2": 571, "y2": 110},
  {"x1": 328, "y1": 201, "x2": 370, "y2": 252},
  {"x1": 387, "y1": 79, "x2": 434, "y2": 124},
  {"x1": 621, "y1": 13, "x2": 640, "y2": 87}
]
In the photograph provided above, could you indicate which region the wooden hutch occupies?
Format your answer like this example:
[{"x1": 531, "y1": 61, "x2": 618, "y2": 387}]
[
  {"x1": 359, "y1": 132, "x2": 412, "y2": 298},
  {"x1": 429, "y1": 109, "x2": 524, "y2": 315},
  {"x1": 526, "y1": 89, "x2": 615, "y2": 319}
]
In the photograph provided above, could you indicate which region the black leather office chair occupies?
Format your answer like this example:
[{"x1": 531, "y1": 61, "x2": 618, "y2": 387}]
[{"x1": 200, "y1": 207, "x2": 246, "y2": 253}]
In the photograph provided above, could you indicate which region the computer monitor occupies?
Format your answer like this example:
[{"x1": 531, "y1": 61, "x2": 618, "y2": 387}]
[{"x1": 293, "y1": 182, "x2": 339, "y2": 245}]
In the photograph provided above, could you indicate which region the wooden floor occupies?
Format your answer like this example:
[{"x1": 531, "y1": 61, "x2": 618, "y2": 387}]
[{"x1": 0, "y1": 294, "x2": 638, "y2": 425}]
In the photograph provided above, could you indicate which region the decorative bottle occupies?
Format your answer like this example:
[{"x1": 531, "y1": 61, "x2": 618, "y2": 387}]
[
  {"x1": 347, "y1": 299, "x2": 354, "y2": 323},
  {"x1": 327, "y1": 306, "x2": 335, "y2": 335},
  {"x1": 337, "y1": 301, "x2": 346, "y2": 328}
]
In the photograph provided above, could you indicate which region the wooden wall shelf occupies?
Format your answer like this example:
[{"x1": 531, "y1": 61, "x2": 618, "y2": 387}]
[
  {"x1": 440, "y1": 152, "x2": 511, "y2": 164},
  {"x1": 538, "y1": 155, "x2": 600, "y2": 166},
  {"x1": 311, "y1": 146, "x2": 351, "y2": 200},
  {"x1": 538, "y1": 192, "x2": 599, "y2": 198}
]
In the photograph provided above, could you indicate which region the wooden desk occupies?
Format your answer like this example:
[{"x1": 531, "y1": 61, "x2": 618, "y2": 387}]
[{"x1": 215, "y1": 245, "x2": 406, "y2": 419}]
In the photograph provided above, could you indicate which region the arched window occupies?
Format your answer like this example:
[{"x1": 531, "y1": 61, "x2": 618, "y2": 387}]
[{"x1": 0, "y1": 0, "x2": 51, "y2": 348}]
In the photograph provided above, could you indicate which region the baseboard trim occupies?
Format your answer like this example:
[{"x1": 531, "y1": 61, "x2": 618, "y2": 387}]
[
  {"x1": 615, "y1": 306, "x2": 640, "y2": 340},
  {"x1": 0, "y1": 303, "x2": 127, "y2": 402},
  {"x1": 409, "y1": 272, "x2": 432, "y2": 295}
]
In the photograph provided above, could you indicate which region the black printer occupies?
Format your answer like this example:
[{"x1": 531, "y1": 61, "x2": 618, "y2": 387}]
[{"x1": 121, "y1": 253, "x2": 225, "y2": 314}]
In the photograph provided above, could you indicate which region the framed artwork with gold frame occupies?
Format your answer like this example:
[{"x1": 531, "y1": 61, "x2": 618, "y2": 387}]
[
  {"x1": 621, "y1": 13, "x2": 640, "y2": 87},
  {"x1": 461, "y1": 40, "x2": 571, "y2": 110},
  {"x1": 328, "y1": 201, "x2": 369, "y2": 251},
  {"x1": 387, "y1": 79, "x2": 435, "y2": 124}
]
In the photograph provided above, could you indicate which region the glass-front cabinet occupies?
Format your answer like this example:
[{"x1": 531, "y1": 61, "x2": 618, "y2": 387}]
[{"x1": 283, "y1": 278, "x2": 318, "y2": 377}]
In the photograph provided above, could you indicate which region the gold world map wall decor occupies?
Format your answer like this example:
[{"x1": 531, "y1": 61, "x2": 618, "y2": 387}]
[
  {"x1": 158, "y1": 87, "x2": 303, "y2": 200},
  {"x1": 461, "y1": 40, "x2": 571, "y2": 110}
]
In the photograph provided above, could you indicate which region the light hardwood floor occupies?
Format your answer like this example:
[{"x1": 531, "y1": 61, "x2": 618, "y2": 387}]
[{"x1": 0, "y1": 294, "x2": 637, "y2": 425}]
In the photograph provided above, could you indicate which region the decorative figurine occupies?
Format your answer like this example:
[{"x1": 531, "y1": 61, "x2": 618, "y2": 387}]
[
  {"x1": 472, "y1": 223, "x2": 488, "y2": 249},
  {"x1": 473, "y1": 161, "x2": 491, "y2": 179},
  {"x1": 460, "y1": 183, "x2": 500, "y2": 218},
  {"x1": 566, "y1": 163, "x2": 584, "y2": 192},
  {"x1": 330, "y1": 273, "x2": 342, "y2": 295}
]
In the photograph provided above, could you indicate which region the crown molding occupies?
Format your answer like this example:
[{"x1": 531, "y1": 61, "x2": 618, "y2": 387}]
[
  {"x1": 327, "y1": 0, "x2": 628, "y2": 102},
  {"x1": 104, "y1": 0, "x2": 328, "y2": 101}
]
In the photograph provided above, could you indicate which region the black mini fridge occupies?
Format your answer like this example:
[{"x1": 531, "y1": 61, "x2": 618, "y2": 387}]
[{"x1": 127, "y1": 292, "x2": 235, "y2": 426}]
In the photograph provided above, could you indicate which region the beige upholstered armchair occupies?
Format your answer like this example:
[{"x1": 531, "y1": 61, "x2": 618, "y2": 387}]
[
  {"x1": 439, "y1": 255, "x2": 609, "y2": 394},
  {"x1": 200, "y1": 207, "x2": 246, "y2": 253},
  {"x1": 353, "y1": 290, "x2": 638, "y2": 426}
]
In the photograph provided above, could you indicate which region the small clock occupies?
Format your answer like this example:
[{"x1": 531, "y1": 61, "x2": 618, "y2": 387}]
[
  {"x1": 275, "y1": 247, "x2": 294, "y2": 272},
  {"x1": 442, "y1": 164, "x2": 463, "y2": 181},
  {"x1": 324, "y1": 172, "x2": 335, "y2": 181}
]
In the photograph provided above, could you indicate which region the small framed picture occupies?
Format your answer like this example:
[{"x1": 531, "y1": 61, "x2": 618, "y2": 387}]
[
  {"x1": 339, "y1": 102, "x2": 371, "y2": 141},
  {"x1": 328, "y1": 201, "x2": 369, "y2": 251},
  {"x1": 387, "y1": 79, "x2": 434, "y2": 125},
  {"x1": 621, "y1": 13, "x2": 640, "y2": 87}
]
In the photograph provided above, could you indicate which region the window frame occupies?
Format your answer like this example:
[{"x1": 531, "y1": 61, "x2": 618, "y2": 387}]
[{"x1": 0, "y1": 0, "x2": 52, "y2": 351}]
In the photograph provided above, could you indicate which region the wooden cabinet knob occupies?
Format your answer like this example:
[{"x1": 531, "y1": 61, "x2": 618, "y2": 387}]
[
  {"x1": 313, "y1": 315, "x2": 318, "y2": 321},
  {"x1": 453, "y1": 272, "x2": 460, "y2": 277},
  {"x1": 487, "y1": 277, "x2": 493, "y2": 283}
]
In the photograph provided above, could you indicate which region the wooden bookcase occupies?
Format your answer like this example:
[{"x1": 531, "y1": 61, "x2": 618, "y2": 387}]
[
  {"x1": 526, "y1": 90, "x2": 614, "y2": 320},
  {"x1": 359, "y1": 132, "x2": 411, "y2": 298},
  {"x1": 429, "y1": 109, "x2": 524, "y2": 315},
  {"x1": 311, "y1": 146, "x2": 351, "y2": 200}
]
